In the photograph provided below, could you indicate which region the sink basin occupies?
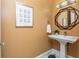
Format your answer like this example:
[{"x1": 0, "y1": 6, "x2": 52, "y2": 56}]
[
  {"x1": 48, "y1": 35, "x2": 79, "y2": 43},
  {"x1": 48, "y1": 34, "x2": 79, "y2": 58}
]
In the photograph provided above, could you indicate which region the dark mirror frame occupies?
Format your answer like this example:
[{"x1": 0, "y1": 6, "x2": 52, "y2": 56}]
[{"x1": 55, "y1": 6, "x2": 79, "y2": 30}]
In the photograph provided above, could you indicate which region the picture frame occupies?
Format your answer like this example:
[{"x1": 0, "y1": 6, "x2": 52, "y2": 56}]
[{"x1": 16, "y1": 2, "x2": 34, "y2": 27}]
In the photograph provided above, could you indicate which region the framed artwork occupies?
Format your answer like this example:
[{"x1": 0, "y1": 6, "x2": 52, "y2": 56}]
[{"x1": 16, "y1": 2, "x2": 33, "y2": 27}]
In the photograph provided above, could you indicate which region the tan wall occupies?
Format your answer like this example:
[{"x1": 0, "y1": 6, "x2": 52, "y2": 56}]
[
  {"x1": 0, "y1": 0, "x2": 1, "y2": 57},
  {"x1": 1, "y1": 0, "x2": 53, "y2": 58},
  {"x1": 50, "y1": 0, "x2": 79, "y2": 57},
  {"x1": 0, "y1": 0, "x2": 1, "y2": 41}
]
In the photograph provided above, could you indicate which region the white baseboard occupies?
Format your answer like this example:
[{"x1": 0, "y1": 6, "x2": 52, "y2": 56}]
[
  {"x1": 35, "y1": 49, "x2": 74, "y2": 58},
  {"x1": 67, "y1": 55, "x2": 74, "y2": 58},
  {"x1": 35, "y1": 49, "x2": 53, "y2": 58}
]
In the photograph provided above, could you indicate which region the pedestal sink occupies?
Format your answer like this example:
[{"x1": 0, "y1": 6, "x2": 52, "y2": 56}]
[{"x1": 48, "y1": 34, "x2": 79, "y2": 58}]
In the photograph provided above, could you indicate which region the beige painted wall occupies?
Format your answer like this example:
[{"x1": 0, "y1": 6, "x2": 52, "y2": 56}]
[
  {"x1": 0, "y1": 0, "x2": 1, "y2": 57},
  {"x1": 50, "y1": 0, "x2": 79, "y2": 57},
  {"x1": 0, "y1": 0, "x2": 1, "y2": 42},
  {"x1": 1, "y1": 0, "x2": 53, "y2": 58}
]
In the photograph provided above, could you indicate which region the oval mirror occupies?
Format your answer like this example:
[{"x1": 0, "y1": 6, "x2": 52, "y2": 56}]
[{"x1": 55, "y1": 7, "x2": 79, "y2": 30}]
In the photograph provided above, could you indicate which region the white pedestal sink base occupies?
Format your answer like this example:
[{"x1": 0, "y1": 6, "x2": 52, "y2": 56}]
[
  {"x1": 60, "y1": 42, "x2": 67, "y2": 58},
  {"x1": 48, "y1": 35, "x2": 79, "y2": 58}
]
